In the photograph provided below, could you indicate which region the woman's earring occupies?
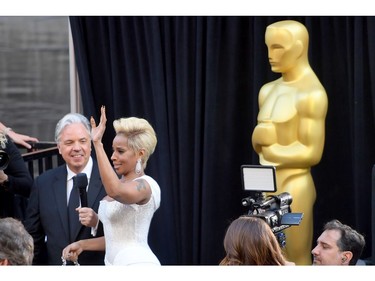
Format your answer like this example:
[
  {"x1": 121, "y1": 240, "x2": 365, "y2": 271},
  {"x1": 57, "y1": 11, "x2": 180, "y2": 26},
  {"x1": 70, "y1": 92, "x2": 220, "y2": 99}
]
[{"x1": 135, "y1": 159, "x2": 142, "y2": 175}]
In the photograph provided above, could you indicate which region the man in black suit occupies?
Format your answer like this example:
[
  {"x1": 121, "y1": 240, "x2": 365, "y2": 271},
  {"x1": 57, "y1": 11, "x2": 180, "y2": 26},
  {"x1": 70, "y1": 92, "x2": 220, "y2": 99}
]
[{"x1": 24, "y1": 113, "x2": 107, "y2": 265}]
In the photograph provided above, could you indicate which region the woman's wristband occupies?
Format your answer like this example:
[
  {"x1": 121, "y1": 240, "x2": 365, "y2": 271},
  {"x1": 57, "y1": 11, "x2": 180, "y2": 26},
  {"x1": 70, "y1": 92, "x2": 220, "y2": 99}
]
[{"x1": 2, "y1": 127, "x2": 12, "y2": 136}]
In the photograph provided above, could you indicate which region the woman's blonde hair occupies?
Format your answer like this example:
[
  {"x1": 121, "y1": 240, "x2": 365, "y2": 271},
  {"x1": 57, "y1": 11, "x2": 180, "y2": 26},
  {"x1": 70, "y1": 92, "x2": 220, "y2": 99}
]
[{"x1": 113, "y1": 117, "x2": 157, "y2": 169}]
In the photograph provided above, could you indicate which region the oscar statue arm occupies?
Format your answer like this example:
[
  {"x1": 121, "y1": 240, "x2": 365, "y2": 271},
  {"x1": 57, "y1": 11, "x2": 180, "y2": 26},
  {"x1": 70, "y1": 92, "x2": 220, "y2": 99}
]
[
  {"x1": 252, "y1": 83, "x2": 277, "y2": 154},
  {"x1": 261, "y1": 89, "x2": 328, "y2": 168}
]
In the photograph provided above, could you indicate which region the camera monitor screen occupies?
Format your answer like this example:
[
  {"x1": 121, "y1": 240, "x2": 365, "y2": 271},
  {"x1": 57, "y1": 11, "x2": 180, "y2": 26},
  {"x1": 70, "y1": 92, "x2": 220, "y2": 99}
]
[{"x1": 241, "y1": 165, "x2": 277, "y2": 192}]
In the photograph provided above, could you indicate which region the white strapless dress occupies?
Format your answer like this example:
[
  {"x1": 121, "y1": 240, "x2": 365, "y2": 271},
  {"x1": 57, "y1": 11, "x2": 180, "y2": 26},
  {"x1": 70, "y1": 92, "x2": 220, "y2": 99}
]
[{"x1": 98, "y1": 175, "x2": 161, "y2": 266}]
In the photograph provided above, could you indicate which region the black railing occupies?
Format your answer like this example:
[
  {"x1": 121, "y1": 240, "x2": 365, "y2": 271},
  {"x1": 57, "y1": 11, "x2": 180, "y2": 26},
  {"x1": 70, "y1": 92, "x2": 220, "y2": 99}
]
[{"x1": 20, "y1": 142, "x2": 63, "y2": 179}]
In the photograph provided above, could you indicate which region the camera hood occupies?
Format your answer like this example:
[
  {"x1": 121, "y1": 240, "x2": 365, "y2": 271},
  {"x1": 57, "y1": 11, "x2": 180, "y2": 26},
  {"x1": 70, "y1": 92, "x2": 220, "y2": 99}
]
[{"x1": 0, "y1": 150, "x2": 10, "y2": 170}]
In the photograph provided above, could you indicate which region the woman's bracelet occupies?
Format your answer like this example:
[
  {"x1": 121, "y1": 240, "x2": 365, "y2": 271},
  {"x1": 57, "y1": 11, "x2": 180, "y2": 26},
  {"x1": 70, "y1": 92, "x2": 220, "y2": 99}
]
[{"x1": 2, "y1": 127, "x2": 12, "y2": 136}]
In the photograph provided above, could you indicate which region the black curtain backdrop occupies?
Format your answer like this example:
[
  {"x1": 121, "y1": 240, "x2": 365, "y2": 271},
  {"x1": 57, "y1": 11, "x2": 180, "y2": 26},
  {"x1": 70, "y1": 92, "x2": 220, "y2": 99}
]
[{"x1": 69, "y1": 16, "x2": 375, "y2": 265}]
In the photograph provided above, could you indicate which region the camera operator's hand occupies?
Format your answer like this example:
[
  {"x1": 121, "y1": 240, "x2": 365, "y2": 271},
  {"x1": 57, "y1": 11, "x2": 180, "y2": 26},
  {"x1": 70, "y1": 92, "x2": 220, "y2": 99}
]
[
  {"x1": 0, "y1": 170, "x2": 8, "y2": 185},
  {"x1": 7, "y1": 130, "x2": 39, "y2": 150},
  {"x1": 0, "y1": 122, "x2": 39, "y2": 149}
]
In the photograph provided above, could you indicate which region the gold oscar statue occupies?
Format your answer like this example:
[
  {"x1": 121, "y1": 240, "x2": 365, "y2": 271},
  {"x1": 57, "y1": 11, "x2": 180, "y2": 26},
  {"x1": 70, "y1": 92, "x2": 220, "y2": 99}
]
[{"x1": 251, "y1": 20, "x2": 328, "y2": 265}]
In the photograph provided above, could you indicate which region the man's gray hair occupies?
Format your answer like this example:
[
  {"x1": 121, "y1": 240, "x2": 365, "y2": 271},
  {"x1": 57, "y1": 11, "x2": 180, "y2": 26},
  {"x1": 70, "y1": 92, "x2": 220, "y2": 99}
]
[
  {"x1": 55, "y1": 113, "x2": 91, "y2": 143},
  {"x1": 0, "y1": 217, "x2": 34, "y2": 265}
]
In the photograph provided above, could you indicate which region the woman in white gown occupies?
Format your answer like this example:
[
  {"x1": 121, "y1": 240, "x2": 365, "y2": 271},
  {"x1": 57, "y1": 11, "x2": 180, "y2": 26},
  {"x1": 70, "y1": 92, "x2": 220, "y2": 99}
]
[{"x1": 62, "y1": 106, "x2": 161, "y2": 266}]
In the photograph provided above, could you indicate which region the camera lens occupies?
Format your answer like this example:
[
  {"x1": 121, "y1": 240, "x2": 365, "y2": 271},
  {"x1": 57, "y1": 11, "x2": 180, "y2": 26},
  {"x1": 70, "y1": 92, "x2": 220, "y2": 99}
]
[{"x1": 0, "y1": 150, "x2": 10, "y2": 170}]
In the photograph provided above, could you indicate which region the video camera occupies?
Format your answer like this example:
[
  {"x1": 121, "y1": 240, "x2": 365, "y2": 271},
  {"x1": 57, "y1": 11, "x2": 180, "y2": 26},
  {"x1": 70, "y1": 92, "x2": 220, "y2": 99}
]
[
  {"x1": 0, "y1": 150, "x2": 9, "y2": 170},
  {"x1": 241, "y1": 165, "x2": 303, "y2": 247}
]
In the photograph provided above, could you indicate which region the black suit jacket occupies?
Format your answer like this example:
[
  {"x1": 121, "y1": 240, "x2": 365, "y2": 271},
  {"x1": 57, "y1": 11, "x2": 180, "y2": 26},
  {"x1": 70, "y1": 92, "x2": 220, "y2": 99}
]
[{"x1": 24, "y1": 160, "x2": 107, "y2": 265}]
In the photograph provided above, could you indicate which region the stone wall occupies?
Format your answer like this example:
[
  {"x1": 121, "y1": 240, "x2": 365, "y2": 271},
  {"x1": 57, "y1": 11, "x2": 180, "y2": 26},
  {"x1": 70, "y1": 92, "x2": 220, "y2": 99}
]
[{"x1": 0, "y1": 16, "x2": 70, "y2": 141}]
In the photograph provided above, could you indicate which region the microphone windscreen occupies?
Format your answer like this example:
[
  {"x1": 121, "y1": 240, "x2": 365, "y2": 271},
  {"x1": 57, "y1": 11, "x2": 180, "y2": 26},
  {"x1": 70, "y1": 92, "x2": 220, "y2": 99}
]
[{"x1": 73, "y1": 173, "x2": 88, "y2": 207}]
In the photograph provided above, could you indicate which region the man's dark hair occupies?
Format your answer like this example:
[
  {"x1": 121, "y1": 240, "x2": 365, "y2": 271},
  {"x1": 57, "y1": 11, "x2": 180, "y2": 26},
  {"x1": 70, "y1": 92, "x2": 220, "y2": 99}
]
[{"x1": 323, "y1": 219, "x2": 365, "y2": 265}]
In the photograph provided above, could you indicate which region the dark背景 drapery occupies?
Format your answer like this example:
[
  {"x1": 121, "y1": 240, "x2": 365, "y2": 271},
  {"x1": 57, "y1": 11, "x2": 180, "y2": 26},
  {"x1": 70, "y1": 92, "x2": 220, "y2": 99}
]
[{"x1": 69, "y1": 16, "x2": 375, "y2": 265}]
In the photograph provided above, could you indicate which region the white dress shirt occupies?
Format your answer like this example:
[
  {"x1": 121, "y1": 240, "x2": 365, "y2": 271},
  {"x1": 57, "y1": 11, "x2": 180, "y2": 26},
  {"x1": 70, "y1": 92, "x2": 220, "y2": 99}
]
[{"x1": 65, "y1": 157, "x2": 98, "y2": 235}]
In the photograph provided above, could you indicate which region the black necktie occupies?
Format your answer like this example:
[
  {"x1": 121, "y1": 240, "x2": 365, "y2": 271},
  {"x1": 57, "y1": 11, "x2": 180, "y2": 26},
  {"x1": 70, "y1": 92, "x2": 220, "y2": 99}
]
[{"x1": 68, "y1": 176, "x2": 80, "y2": 242}]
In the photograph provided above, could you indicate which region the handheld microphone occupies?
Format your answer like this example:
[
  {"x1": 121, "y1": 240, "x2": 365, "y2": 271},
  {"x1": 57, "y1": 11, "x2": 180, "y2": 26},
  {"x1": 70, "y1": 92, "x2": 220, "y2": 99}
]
[{"x1": 73, "y1": 173, "x2": 88, "y2": 207}]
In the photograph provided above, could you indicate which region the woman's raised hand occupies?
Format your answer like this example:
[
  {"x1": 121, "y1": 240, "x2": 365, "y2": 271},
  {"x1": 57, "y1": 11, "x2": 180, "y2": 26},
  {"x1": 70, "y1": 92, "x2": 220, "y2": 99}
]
[{"x1": 90, "y1": 106, "x2": 107, "y2": 143}]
